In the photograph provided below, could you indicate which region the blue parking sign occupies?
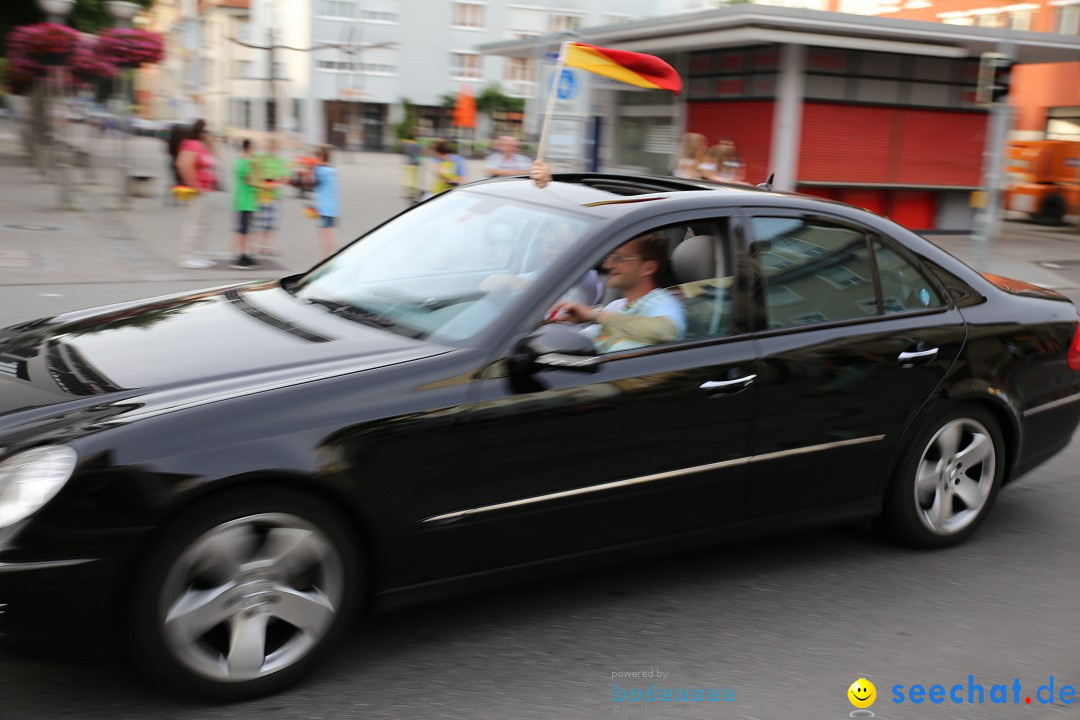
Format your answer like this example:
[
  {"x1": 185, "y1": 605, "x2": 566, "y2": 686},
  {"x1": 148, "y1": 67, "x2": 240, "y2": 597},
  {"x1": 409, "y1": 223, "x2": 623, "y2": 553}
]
[{"x1": 557, "y1": 69, "x2": 577, "y2": 100}]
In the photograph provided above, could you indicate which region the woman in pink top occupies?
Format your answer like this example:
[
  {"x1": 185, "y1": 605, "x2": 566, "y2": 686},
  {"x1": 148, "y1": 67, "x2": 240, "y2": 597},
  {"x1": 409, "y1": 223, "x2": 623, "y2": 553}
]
[{"x1": 176, "y1": 120, "x2": 220, "y2": 269}]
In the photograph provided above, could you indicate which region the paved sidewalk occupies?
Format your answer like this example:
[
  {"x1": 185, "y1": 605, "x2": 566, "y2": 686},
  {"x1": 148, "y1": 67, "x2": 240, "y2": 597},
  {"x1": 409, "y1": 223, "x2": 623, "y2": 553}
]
[
  {"x1": 0, "y1": 121, "x2": 490, "y2": 287},
  {"x1": 2, "y1": 117, "x2": 1080, "y2": 297}
]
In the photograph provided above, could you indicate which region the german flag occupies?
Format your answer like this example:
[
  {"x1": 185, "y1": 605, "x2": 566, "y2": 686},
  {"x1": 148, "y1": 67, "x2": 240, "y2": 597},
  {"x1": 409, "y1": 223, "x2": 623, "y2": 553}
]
[{"x1": 563, "y1": 42, "x2": 682, "y2": 94}]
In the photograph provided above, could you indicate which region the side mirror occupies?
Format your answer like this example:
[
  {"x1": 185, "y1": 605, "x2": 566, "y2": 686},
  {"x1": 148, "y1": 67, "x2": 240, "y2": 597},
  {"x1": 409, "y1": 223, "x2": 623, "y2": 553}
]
[{"x1": 519, "y1": 324, "x2": 602, "y2": 372}]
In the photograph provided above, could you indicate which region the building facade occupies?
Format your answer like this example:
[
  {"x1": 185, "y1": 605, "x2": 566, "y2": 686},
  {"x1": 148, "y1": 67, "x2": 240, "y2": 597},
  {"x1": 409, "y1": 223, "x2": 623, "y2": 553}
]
[
  {"x1": 482, "y1": 5, "x2": 1080, "y2": 230},
  {"x1": 234, "y1": 0, "x2": 685, "y2": 150},
  {"x1": 828, "y1": 0, "x2": 1080, "y2": 140}
]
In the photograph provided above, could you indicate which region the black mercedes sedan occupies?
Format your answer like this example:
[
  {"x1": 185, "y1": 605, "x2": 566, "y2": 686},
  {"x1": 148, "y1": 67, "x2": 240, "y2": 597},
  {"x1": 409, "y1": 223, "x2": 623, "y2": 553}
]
[{"x1": 1, "y1": 174, "x2": 1079, "y2": 699}]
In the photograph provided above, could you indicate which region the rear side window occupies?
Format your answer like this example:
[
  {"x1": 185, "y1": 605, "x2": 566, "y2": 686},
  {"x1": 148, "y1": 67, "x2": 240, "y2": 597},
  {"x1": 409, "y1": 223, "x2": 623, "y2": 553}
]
[
  {"x1": 873, "y1": 238, "x2": 944, "y2": 313},
  {"x1": 750, "y1": 217, "x2": 877, "y2": 329}
]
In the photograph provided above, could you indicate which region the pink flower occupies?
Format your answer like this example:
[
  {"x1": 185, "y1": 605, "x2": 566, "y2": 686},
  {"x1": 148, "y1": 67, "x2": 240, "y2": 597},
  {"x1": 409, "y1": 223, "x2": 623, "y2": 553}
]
[{"x1": 97, "y1": 28, "x2": 165, "y2": 68}]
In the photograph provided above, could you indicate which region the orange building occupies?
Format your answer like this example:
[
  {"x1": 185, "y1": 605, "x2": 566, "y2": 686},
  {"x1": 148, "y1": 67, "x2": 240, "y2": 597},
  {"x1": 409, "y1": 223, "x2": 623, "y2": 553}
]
[{"x1": 828, "y1": 0, "x2": 1080, "y2": 140}]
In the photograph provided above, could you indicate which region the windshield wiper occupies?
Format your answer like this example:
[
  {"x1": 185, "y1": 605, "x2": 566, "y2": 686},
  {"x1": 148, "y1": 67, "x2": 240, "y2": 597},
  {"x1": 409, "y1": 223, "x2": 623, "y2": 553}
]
[{"x1": 305, "y1": 298, "x2": 398, "y2": 330}]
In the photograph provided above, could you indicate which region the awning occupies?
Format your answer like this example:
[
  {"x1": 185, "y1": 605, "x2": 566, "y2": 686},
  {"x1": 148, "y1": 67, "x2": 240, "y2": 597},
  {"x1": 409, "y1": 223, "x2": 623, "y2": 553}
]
[{"x1": 479, "y1": 5, "x2": 1080, "y2": 64}]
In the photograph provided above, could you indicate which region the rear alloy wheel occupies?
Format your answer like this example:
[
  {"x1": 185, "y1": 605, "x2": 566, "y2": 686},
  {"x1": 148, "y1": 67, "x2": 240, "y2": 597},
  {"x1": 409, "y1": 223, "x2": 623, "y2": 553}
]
[
  {"x1": 884, "y1": 406, "x2": 1005, "y2": 547},
  {"x1": 130, "y1": 491, "x2": 359, "y2": 700}
]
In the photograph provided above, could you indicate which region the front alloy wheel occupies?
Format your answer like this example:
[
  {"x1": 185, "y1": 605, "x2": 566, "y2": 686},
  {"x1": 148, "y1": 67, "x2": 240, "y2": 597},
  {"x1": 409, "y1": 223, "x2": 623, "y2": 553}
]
[
  {"x1": 161, "y1": 513, "x2": 344, "y2": 683},
  {"x1": 131, "y1": 491, "x2": 359, "y2": 699}
]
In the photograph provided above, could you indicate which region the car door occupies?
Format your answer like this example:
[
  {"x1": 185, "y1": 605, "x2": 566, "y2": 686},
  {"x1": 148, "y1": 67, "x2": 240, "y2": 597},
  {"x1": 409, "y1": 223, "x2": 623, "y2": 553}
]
[
  {"x1": 438, "y1": 214, "x2": 760, "y2": 575},
  {"x1": 743, "y1": 210, "x2": 966, "y2": 521}
]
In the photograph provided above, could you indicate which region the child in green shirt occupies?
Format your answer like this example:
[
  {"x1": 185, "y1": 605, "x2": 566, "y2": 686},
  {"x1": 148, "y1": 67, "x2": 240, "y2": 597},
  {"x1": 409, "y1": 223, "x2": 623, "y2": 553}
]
[{"x1": 231, "y1": 138, "x2": 259, "y2": 269}]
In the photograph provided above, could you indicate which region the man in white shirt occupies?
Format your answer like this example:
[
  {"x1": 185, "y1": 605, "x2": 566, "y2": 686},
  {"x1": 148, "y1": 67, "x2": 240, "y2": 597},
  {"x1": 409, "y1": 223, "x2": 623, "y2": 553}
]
[
  {"x1": 550, "y1": 233, "x2": 686, "y2": 353},
  {"x1": 485, "y1": 135, "x2": 533, "y2": 178}
]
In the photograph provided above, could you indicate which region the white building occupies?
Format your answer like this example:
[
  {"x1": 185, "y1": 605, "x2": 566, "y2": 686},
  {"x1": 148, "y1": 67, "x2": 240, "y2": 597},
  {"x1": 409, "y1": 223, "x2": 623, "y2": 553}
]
[
  {"x1": 147, "y1": 0, "x2": 843, "y2": 149},
  {"x1": 235, "y1": 0, "x2": 699, "y2": 150}
]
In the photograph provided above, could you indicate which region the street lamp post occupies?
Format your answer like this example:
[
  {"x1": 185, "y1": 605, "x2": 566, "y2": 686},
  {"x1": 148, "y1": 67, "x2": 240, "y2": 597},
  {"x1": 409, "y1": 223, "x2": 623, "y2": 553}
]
[
  {"x1": 36, "y1": 0, "x2": 76, "y2": 208},
  {"x1": 104, "y1": 1, "x2": 140, "y2": 210}
]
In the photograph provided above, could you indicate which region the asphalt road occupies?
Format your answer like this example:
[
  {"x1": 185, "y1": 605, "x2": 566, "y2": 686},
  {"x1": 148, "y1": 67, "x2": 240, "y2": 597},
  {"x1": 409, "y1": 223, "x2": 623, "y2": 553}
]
[{"x1": 1, "y1": 280, "x2": 1079, "y2": 720}]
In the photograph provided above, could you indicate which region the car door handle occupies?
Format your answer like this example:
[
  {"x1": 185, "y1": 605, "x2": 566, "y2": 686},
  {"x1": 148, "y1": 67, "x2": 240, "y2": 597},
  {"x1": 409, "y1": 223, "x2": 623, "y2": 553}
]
[
  {"x1": 700, "y1": 374, "x2": 756, "y2": 391},
  {"x1": 898, "y1": 348, "x2": 939, "y2": 364}
]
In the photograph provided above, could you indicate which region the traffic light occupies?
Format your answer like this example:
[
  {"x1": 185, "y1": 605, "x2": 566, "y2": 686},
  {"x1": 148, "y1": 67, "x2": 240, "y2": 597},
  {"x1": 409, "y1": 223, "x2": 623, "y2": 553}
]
[{"x1": 976, "y1": 52, "x2": 1015, "y2": 106}]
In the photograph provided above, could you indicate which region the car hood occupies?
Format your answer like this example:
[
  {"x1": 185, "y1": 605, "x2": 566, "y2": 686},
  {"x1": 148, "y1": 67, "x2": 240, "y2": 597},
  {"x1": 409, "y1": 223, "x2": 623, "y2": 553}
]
[{"x1": 0, "y1": 281, "x2": 451, "y2": 423}]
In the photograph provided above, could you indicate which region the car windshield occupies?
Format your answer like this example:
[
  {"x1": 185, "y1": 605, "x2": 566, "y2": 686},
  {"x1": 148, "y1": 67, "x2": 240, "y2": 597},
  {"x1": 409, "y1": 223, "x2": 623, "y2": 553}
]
[{"x1": 289, "y1": 190, "x2": 597, "y2": 342}]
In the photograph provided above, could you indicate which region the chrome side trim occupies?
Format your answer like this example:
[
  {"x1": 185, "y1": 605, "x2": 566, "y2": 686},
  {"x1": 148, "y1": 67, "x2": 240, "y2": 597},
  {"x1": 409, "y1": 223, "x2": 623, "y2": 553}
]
[
  {"x1": 0, "y1": 559, "x2": 94, "y2": 573},
  {"x1": 422, "y1": 434, "x2": 886, "y2": 524},
  {"x1": 1024, "y1": 392, "x2": 1080, "y2": 417},
  {"x1": 749, "y1": 435, "x2": 885, "y2": 464}
]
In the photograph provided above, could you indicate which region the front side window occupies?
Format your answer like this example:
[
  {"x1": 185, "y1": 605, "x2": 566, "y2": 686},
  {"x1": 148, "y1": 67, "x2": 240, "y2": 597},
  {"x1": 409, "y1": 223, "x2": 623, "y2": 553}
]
[
  {"x1": 540, "y1": 221, "x2": 735, "y2": 354},
  {"x1": 292, "y1": 191, "x2": 597, "y2": 343}
]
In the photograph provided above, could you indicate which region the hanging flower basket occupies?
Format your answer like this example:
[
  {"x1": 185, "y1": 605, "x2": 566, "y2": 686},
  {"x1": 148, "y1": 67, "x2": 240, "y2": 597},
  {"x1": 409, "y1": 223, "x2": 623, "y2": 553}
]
[
  {"x1": 4, "y1": 58, "x2": 40, "y2": 95},
  {"x1": 71, "y1": 38, "x2": 118, "y2": 83},
  {"x1": 6, "y1": 23, "x2": 80, "y2": 67},
  {"x1": 97, "y1": 28, "x2": 165, "y2": 69}
]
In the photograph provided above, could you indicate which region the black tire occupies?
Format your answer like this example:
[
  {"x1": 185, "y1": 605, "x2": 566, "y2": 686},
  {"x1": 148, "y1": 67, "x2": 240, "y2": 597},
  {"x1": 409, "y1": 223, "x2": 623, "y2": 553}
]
[
  {"x1": 128, "y1": 488, "x2": 361, "y2": 701},
  {"x1": 1036, "y1": 191, "x2": 1066, "y2": 226},
  {"x1": 882, "y1": 404, "x2": 1005, "y2": 548}
]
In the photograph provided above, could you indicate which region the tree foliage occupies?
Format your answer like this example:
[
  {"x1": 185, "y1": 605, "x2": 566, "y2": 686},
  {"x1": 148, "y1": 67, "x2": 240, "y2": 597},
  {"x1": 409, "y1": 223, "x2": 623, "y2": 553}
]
[{"x1": 476, "y1": 84, "x2": 523, "y2": 114}]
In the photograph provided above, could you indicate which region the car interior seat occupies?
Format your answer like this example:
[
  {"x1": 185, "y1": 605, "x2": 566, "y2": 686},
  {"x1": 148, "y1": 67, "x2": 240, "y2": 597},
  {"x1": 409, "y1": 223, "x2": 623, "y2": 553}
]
[{"x1": 669, "y1": 235, "x2": 730, "y2": 339}]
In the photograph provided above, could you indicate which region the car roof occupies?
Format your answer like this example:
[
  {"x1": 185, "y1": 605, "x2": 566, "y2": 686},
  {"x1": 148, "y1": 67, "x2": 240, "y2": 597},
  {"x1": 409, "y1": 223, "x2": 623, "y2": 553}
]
[{"x1": 461, "y1": 173, "x2": 872, "y2": 223}]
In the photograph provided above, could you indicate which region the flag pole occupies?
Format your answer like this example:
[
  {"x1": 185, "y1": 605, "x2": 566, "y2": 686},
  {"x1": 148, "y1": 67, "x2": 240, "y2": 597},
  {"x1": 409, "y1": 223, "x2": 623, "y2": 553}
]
[{"x1": 535, "y1": 41, "x2": 569, "y2": 165}]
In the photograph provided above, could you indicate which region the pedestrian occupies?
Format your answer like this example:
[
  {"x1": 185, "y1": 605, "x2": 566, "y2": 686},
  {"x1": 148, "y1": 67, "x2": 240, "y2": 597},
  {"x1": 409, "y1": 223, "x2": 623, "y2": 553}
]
[
  {"x1": 401, "y1": 130, "x2": 423, "y2": 205},
  {"x1": 254, "y1": 138, "x2": 288, "y2": 256},
  {"x1": 313, "y1": 146, "x2": 339, "y2": 258},
  {"x1": 175, "y1": 119, "x2": 220, "y2": 269},
  {"x1": 672, "y1": 132, "x2": 706, "y2": 179},
  {"x1": 231, "y1": 138, "x2": 259, "y2": 269},
  {"x1": 428, "y1": 139, "x2": 465, "y2": 196},
  {"x1": 484, "y1": 135, "x2": 531, "y2": 178},
  {"x1": 165, "y1": 123, "x2": 186, "y2": 205},
  {"x1": 706, "y1": 138, "x2": 746, "y2": 184}
]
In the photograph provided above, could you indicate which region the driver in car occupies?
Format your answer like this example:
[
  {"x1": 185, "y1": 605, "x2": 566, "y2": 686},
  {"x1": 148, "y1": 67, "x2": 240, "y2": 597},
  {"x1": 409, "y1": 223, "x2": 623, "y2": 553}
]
[{"x1": 549, "y1": 233, "x2": 686, "y2": 353}]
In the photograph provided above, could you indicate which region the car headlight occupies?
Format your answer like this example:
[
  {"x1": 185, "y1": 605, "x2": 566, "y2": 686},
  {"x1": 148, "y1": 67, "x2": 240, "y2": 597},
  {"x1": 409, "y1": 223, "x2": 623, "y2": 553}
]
[{"x1": 0, "y1": 446, "x2": 78, "y2": 529}]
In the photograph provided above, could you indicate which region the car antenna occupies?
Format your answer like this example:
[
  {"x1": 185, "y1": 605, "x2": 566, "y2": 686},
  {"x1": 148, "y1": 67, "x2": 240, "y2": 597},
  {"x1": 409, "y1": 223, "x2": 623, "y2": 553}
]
[{"x1": 757, "y1": 173, "x2": 775, "y2": 191}]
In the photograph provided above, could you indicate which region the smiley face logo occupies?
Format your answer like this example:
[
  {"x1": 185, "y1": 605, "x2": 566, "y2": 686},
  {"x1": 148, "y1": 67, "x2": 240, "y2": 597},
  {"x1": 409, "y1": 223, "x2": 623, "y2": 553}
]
[{"x1": 848, "y1": 678, "x2": 876, "y2": 709}]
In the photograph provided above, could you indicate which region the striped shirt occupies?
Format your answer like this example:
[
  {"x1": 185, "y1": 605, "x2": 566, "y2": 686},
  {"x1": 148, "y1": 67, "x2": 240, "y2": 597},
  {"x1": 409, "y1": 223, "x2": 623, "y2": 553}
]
[{"x1": 585, "y1": 288, "x2": 686, "y2": 353}]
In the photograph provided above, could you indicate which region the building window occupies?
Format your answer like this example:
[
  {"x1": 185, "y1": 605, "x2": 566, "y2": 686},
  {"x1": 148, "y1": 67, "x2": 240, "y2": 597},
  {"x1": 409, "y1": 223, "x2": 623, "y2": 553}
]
[
  {"x1": 316, "y1": 60, "x2": 398, "y2": 74},
  {"x1": 450, "y1": 52, "x2": 482, "y2": 80},
  {"x1": 504, "y1": 58, "x2": 531, "y2": 83},
  {"x1": 1009, "y1": 10, "x2": 1033, "y2": 30},
  {"x1": 548, "y1": 13, "x2": 583, "y2": 32},
  {"x1": 267, "y1": 99, "x2": 277, "y2": 132},
  {"x1": 452, "y1": 2, "x2": 485, "y2": 29},
  {"x1": 318, "y1": 0, "x2": 355, "y2": 18},
  {"x1": 1059, "y1": 4, "x2": 1080, "y2": 33},
  {"x1": 360, "y1": 10, "x2": 399, "y2": 22},
  {"x1": 293, "y1": 99, "x2": 303, "y2": 132},
  {"x1": 238, "y1": 99, "x2": 252, "y2": 129},
  {"x1": 975, "y1": 12, "x2": 1005, "y2": 27}
]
